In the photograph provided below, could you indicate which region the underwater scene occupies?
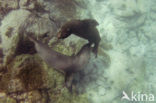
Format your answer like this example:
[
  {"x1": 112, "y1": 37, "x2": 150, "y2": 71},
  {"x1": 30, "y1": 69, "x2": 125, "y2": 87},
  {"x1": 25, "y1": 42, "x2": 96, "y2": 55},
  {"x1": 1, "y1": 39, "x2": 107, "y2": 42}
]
[{"x1": 0, "y1": 0, "x2": 156, "y2": 103}]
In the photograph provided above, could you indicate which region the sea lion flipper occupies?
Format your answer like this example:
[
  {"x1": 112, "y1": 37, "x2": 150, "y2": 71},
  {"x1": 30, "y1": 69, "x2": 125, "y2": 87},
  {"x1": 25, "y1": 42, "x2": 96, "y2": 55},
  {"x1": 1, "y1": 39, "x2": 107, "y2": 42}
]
[{"x1": 93, "y1": 44, "x2": 98, "y2": 58}]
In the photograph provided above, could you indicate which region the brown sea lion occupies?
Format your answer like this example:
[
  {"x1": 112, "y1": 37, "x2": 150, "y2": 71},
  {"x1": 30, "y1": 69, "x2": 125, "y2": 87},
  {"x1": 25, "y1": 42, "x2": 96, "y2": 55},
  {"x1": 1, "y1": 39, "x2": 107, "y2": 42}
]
[
  {"x1": 57, "y1": 19, "x2": 101, "y2": 57},
  {"x1": 27, "y1": 33, "x2": 92, "y2": 92}
]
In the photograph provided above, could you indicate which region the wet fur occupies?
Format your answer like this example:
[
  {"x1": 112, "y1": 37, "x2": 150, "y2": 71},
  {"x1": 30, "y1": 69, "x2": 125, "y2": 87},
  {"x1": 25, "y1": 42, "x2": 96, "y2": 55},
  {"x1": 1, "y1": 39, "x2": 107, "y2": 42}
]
[
  {"x1": 27, "y1": 34, "x2": 92, "y2": 92},
  {"x1": 57, "y1": 19, "x2": 101, "y2": 57}
]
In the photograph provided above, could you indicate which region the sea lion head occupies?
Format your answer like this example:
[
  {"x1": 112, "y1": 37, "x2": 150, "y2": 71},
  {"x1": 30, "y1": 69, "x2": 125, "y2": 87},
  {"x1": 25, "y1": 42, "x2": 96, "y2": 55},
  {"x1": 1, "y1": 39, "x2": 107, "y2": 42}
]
[{"x1": 57, "y1": 26, "x2": 71, "y2": 39}]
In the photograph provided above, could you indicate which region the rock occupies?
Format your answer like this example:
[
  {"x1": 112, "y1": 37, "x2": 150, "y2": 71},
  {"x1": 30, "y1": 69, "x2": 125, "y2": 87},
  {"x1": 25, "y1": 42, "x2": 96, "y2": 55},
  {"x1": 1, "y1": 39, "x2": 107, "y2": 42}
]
[
  {"x1": 47, "y1": 0, "x2": 87, "y2": 28},
  {"x1": 8, "y1": 78, "x2": 24, "y2": 93},
  {"x1": 11, "y1": 54, "x2": 47, "y2": 90},
  {"x1": 26, "y1": 90, "x2": 42, "y2": 103},
  {"x1": 0, "y1": 9, "x2": 31, "y2": 64},
  {"x1": 21, "y1": 13, "x2": 57, "y2": 39},
  {"x1": 0, "y1": 96, "x2": 16, "y2": 103},
  {"x1": 0, "y1": 0, "x2": 19, "y2": 9},
  {"x1": 19, "y1": 0, "x2": 33, "y2": 9},
  {"x1": 0, "y1": 0, "x2": 19, "y2": 19}
]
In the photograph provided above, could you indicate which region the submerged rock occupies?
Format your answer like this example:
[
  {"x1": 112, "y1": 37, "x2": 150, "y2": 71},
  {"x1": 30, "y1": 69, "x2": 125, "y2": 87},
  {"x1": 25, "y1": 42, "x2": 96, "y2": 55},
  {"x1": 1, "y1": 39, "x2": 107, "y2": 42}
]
[
  {"x1": 0, "y1": 0, "x2": 19, "y2": 20},
  {"x1": 0, "y1": 9, "x2": 31, "y2": 65}
]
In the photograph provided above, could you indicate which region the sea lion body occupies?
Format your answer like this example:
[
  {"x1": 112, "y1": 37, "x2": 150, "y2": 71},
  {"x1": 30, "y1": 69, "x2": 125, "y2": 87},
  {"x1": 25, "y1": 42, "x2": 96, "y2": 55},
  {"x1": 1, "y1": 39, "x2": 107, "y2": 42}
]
[
  {"x1": 57, "y1": 19, "x2": 101, "y2": 57},
  {"x1": 28, "y1": 35, "x2": 92, "y2": 92},
  {"x1": 29, "y1": 36, "x2": 74, "y2": 72}
]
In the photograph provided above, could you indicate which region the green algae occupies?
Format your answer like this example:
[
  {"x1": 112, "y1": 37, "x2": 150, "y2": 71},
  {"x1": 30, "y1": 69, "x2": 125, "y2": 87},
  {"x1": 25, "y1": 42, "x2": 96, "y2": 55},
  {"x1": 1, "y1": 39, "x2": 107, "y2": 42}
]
[
  {"x1": 11, "y1": 54, "x2": 46, "y2": 90},
  {"x1": 0, "y1": 70, "x2": 11, "y2": 92},
  {"x1": 52, "y1": 44, "x2": 74, "y2": 56},
  {"x1": 0, "y1": 97, "x2": 16, "y2": 103},
  {"x1": 17, "y1": 63, "x2": 44, "y2": 90}
]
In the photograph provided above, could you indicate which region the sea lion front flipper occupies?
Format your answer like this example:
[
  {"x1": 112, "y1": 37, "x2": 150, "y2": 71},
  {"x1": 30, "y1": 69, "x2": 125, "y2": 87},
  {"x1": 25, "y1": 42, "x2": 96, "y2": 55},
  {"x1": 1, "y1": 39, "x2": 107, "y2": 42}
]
[
  {"x1": 93, "y1": 42, "x2": 100, "y2": 58},
  {"x1": 93, "y1": 48, "x2": 97, "y2": 58},
  {"x1": 65, "y1": 71, "x2": 74, "y2": 93}
]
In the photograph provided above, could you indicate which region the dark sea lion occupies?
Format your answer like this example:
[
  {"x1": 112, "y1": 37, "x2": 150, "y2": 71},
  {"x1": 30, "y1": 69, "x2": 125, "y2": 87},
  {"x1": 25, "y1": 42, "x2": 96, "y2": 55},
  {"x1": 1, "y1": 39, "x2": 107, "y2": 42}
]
[
  {"x1": 57, "y1": 19, "x2": 101, "y2": 57},
  {"x1": 27, "y1": 34, "x2": 92, "y2": 92}
]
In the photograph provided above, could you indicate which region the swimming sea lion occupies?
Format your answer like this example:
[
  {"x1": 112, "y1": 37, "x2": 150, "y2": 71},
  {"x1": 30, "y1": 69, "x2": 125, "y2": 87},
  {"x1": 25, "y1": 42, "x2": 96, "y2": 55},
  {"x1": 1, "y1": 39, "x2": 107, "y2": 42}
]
[
  {"x1": 57, "y1": 19, "x2": 101, "y2": 57},
  {"x1": 27, "y1": 33, "x2": 92, "y2": 92}
]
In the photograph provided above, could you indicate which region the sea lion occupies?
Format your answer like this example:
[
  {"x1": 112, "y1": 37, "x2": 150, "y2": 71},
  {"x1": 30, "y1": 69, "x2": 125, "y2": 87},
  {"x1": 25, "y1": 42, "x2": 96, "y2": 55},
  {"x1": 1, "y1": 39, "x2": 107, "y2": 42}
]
[
  {"x1": 57, "y1": 19, "x2": 101, "y2": 57},
  {"x1": 27, "y1": 33, "x2": 92, "y2": 92}
]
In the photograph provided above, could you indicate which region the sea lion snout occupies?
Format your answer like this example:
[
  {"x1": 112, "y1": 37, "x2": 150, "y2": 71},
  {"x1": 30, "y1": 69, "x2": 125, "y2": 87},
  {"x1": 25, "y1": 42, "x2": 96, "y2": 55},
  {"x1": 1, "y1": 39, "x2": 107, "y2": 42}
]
[
  {"x1": 57, "y1": 31, "x2": 67, "y2": 39},
  {"x1": 57, "y1": 27, "x2": 71, "y2": 39}
]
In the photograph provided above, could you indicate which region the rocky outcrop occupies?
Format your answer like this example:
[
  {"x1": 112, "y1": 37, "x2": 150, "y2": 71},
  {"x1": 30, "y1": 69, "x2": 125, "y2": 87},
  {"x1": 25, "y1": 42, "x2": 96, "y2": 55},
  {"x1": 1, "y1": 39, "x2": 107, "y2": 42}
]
[{"x1": 0, "y1": 0, "x2": 95, "y2": 103}]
